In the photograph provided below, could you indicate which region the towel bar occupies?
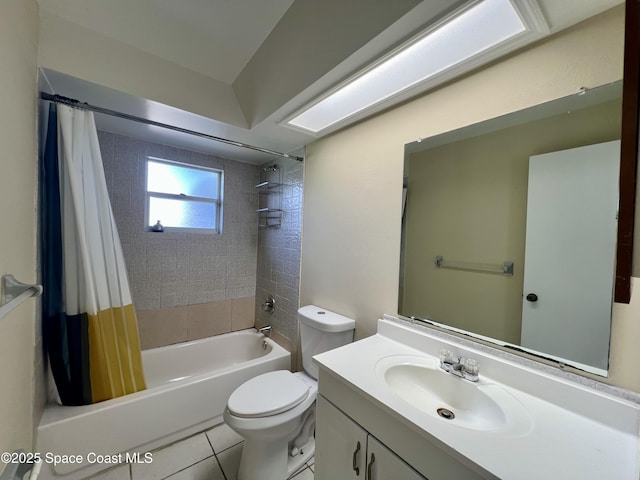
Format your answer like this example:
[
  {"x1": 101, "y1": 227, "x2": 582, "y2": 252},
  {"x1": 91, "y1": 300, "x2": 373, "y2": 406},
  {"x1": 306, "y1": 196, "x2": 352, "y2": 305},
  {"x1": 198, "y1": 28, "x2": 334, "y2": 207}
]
[
  {"x1": 0, "y1": 275, "x2": 43, "y2": 320},
  {"x1": 434, "y1": 256, "x2": 514, "y2": 276}
]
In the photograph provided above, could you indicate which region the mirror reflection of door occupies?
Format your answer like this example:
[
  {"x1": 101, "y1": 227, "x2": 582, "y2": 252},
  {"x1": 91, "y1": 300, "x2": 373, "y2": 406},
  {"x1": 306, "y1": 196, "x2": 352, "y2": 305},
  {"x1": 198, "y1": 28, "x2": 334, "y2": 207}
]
[
  {"x1": 400, "y1": 82, "x2": 622, "y2": 373},
  {"x1": 520, "y1": 141, "x2": 620, "y2": 371}
]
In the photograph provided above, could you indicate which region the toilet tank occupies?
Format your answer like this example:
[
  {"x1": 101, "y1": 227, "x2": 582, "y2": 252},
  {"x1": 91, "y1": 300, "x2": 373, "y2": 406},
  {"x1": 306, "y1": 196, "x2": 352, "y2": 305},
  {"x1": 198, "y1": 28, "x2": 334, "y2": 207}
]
[{"x1": 298, "y1": 305, "x2": 355, "y2": 380}]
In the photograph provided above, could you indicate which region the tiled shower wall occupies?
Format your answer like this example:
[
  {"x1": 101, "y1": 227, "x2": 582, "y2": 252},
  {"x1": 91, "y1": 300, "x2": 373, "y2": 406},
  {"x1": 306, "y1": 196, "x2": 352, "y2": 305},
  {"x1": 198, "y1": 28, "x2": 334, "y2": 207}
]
[
  {"x1": 255, "y1": 158, "x2": 303, "y2": 349},
  {"x1": 98, "y1": 131, "x2": 260, "y2": 349}
]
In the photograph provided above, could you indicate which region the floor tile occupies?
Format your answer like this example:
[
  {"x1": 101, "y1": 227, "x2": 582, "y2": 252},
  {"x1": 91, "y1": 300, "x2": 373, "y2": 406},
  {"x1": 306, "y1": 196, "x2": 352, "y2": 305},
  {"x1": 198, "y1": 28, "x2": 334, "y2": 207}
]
[
  {"x1": 291, "y1": 467, "x2": 314, "y2": 479},
  {"x1": 164, "y1": 457, "x2": 225, "y2": 480},
  {"x1": 88, "y1": 464, "x2": 131, "y2": 480},
  {"x1": 205, "y1": 423, "x2": 244, "y2": 453},
  {"x1": 290, "y1": 463, "x2": 307, "y2": 478},
  {"x1": 131, "y1": 434, "x2": 214, "y2": 480},
  {"x1": 216, "y1": 442, "x2": 243, "y2": 480}
]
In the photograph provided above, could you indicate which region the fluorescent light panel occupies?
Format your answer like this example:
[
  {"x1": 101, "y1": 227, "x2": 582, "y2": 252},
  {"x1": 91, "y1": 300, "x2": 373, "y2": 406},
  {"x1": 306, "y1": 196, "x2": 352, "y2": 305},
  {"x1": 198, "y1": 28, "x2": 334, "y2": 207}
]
[{"x1": 287, "y1": 0, "x2": 527, "y2": 134}]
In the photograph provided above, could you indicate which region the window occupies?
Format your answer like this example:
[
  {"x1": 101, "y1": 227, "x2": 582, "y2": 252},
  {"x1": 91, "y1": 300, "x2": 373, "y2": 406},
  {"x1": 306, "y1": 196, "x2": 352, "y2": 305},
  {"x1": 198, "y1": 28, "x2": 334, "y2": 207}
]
[{"x1": 145, "y1": 157, "x2": 223, "y2": 233}]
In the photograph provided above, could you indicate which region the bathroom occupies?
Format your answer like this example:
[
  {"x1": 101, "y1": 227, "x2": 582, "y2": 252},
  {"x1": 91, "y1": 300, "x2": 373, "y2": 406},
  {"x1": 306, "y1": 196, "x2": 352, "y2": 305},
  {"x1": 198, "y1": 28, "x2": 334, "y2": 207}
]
[{"x1": 2, "y1": 1, "x2": 640, "y2": 480}]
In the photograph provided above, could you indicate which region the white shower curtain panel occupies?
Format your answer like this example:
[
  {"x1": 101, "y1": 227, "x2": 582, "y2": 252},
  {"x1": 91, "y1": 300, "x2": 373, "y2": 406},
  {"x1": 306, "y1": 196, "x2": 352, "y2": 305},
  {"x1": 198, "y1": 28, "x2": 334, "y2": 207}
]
[{"x1": 55, "y1": 104, "x2": 145, "y2": 402}]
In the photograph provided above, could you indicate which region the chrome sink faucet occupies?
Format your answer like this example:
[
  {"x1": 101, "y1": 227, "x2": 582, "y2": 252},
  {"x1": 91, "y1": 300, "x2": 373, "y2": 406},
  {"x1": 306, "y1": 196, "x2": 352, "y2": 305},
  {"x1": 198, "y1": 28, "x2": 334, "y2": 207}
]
[{"x1": 439, "y1": 350, "x2": 479, "y2": 382}]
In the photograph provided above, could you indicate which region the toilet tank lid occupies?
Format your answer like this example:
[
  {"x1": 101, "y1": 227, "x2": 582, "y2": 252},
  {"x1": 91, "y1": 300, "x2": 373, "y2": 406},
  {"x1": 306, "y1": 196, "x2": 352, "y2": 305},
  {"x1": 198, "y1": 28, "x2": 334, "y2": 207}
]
[{"x1": 298, "y1": 305, "x2": 355, "y2": 333}]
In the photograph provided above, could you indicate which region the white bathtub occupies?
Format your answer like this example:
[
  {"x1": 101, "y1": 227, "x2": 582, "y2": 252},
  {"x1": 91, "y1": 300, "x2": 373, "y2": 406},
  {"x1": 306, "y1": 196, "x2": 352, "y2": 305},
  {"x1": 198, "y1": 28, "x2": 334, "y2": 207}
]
[{"x1": 36, "y1": 329, "x2": 290, "y2": 479}]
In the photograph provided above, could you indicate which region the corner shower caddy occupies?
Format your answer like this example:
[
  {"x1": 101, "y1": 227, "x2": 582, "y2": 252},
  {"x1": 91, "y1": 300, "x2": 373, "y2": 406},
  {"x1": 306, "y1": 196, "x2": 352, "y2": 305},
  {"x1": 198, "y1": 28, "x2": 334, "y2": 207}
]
[{"x1": 256, "y1": 164, "x2": 283, "y2": 229}]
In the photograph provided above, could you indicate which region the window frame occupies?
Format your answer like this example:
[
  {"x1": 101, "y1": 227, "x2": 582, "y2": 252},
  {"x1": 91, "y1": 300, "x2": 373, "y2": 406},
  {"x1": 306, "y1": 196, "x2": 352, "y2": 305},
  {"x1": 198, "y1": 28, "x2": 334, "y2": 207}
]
[{"x1": 144, "y1": 156, "x2": 224, "y2": 234}]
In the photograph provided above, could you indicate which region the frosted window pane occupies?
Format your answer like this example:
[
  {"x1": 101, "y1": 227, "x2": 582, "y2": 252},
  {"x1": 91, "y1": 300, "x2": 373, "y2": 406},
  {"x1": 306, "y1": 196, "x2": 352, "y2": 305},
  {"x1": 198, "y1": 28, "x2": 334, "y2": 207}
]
[
  {"x1": 149, "y1": 197, "x2": 217, "y2": 230},
  {"x1": 147, "y1": 160, "x2": 220, "y2": 199}
]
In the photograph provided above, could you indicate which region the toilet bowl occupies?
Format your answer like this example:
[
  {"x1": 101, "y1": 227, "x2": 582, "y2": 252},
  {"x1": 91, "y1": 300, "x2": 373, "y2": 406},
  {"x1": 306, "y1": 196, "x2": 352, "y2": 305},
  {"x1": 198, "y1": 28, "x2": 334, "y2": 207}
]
[{"x1": 223, "y1": 305, "x2": 355, "y2": 480}]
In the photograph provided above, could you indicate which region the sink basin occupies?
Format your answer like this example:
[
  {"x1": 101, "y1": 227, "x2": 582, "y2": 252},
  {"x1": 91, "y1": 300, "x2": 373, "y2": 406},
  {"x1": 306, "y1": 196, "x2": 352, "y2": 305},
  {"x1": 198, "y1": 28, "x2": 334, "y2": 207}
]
[{"x1": 376, "y1": 355, "x2": 532, "y2": 433}]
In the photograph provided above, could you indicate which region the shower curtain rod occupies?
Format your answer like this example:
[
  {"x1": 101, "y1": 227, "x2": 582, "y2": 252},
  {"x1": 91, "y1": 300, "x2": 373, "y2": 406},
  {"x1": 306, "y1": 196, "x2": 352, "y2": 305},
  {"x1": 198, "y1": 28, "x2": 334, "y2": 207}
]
[{"x1": 40, "y1": 92, "x2": 304, "y2": 162}]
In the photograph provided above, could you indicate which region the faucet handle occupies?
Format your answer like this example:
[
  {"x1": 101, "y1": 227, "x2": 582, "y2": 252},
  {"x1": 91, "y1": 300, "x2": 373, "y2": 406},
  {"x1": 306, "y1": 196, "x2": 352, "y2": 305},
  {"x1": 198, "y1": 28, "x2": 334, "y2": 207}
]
[
  {"x1": 439, "y1": 349, "x2": 453, "y2": 364},
  {"x1": 463, "y1": 358, "x2": 479, "y2": 382}
]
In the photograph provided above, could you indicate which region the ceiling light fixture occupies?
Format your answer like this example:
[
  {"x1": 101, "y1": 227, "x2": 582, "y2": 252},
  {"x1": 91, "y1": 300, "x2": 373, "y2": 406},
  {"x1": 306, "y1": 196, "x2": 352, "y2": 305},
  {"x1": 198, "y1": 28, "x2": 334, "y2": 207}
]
[{"x1": 284, "y1": 0, "x2": 548, "y2": 136}]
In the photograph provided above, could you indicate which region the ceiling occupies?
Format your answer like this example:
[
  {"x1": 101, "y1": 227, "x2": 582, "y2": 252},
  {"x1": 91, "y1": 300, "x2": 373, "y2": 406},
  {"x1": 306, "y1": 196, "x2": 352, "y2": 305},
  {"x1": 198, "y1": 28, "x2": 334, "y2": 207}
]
[
  {"x1": 37, "y1": 0, "x2": 623, "y2": 164},
  {"x1": 38, "y1": 0, "x2": 296, "y2": 84}
]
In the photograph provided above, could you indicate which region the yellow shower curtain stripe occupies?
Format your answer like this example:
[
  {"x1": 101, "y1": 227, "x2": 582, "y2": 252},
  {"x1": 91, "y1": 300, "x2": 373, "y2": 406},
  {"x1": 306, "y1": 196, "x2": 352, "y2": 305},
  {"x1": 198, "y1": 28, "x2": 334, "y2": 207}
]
[
  {"x1": 88, "y1": 305, "x2": 146, "y2": 403},
  {"x1": 89, "y1": 310, "x2": 122, "y2": 401}
]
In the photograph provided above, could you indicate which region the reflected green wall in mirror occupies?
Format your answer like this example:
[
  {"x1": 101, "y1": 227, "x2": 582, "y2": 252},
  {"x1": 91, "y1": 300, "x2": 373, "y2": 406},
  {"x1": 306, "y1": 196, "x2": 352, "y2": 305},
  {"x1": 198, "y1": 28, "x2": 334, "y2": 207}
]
[{"x1": 400, "y1": 82, "x2": 622, "y2": 373}]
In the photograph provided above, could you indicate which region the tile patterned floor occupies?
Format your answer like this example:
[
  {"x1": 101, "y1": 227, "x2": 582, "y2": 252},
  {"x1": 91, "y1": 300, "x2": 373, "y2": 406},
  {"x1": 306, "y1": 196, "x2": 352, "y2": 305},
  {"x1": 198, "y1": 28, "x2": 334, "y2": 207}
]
[{"x1": 86, "y1": 424, "x2": 314, "y2": 480}]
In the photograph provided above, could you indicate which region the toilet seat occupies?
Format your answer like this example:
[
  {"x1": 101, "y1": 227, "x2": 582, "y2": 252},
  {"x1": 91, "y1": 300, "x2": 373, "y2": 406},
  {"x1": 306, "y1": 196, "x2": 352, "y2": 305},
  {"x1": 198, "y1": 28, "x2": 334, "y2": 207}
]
[{"x1": 227, "y1": 370, "x2": 310, "y2": 418}]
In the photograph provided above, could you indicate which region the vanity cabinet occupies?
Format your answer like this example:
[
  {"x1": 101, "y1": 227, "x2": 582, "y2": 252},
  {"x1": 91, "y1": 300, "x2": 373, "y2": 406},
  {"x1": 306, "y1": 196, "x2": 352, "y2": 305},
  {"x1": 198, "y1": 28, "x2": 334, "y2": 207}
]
[
  {"x1": 314, "y1": 318, "x2": 640, "y2": 480},
  {"x1": 366, "y1": 436, "x2": 427, "y2": 480},
  {"x1": 315, "y1": 396, "x2": 427, "y2": 480},
  {"x1": 315, "y1": 365, "x2": 494, "y2": 480}
]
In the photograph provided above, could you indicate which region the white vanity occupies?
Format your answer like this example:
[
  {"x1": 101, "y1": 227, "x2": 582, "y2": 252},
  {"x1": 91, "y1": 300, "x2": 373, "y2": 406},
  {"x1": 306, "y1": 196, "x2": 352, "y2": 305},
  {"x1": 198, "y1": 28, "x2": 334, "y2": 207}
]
[{"x1": 313, "y1": 317, "x2": 640, "y2": 480}]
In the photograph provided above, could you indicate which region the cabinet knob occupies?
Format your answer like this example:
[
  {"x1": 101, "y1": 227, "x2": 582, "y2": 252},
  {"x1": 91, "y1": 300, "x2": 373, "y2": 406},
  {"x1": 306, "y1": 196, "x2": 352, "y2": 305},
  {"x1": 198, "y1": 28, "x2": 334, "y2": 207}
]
[{"x1": 526, "y1": 293, "x2": 538, "y2": 302}]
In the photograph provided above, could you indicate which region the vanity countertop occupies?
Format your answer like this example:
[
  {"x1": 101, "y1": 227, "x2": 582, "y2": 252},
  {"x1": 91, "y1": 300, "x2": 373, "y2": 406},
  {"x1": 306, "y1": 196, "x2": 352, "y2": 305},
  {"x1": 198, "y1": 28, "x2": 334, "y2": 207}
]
[{"x1": 313, "y1": 318, "x2": 640, "y2": 480}]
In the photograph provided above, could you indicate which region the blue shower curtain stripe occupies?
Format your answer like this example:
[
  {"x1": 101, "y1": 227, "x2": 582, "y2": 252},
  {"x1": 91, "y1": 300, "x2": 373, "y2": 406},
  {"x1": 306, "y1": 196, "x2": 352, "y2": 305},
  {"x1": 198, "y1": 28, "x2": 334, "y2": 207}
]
[
  {"x1": 42, "y1": 103, "x2": 93, "y2": 405},
  {"x1": 41, "y1": 103, "x2": 146, "y2": 406}
]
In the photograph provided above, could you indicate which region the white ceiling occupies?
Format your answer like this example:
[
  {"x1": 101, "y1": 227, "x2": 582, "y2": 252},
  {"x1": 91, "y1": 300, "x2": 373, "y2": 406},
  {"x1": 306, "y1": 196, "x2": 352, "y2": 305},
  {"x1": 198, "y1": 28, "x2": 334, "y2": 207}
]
[
  {"x1": 37, "y1": 0, "x2": 295, "y2": 83},
  {"x1": 37, "y1": 0, "x2": 623, "y2": 165}
]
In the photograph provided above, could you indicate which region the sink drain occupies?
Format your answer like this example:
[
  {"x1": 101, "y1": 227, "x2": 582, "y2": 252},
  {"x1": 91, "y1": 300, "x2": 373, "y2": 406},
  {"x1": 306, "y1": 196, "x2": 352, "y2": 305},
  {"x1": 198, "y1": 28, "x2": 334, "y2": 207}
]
[{"x1": 437, "y1": 408, "x2": 455, "y2": 420}]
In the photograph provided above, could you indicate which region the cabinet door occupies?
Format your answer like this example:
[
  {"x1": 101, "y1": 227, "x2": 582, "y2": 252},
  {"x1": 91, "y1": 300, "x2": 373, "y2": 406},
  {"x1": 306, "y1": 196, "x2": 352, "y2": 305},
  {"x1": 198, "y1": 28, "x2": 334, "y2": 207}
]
[
  {"x1": 315, "y1": 396, "x2": 368, "y2": 480},
  {"x1": 366, "y1": 436, "x2": 427, "y2": 480}
]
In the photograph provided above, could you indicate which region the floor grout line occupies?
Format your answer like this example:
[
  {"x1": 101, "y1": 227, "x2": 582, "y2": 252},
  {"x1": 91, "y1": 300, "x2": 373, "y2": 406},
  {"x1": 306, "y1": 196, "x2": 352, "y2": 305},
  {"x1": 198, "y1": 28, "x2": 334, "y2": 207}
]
[
  {"x1": 214, "y1": 451, "x2": 229, "y2": 480},
  {"x1": 205, "y1": 434, "x2": 230, "y2": 480},
  {"x1": 122, "y1": 426, "x2": 315, "y2": 480},
  {"x1": 157, "y1": 454, "x2": 216, "y2": 480}
]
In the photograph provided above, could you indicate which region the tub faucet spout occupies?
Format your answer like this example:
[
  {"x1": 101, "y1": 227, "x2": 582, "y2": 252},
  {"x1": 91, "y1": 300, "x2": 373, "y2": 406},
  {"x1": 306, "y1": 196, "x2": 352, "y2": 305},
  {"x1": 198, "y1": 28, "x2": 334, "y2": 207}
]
[{"x1": 257, "y1": 325, "x2": 272, "y2": 337}]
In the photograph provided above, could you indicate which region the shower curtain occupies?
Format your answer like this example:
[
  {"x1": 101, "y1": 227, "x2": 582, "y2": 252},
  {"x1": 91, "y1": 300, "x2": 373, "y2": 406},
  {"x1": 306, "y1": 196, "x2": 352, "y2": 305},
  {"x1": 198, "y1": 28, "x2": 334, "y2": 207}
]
[{"x1": 41, "y1": 103, "x2": 146, "y2": 405}]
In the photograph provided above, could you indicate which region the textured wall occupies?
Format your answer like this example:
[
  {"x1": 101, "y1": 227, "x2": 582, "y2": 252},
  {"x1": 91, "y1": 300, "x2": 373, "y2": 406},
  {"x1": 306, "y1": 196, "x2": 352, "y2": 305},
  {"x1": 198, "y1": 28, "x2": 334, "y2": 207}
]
[
  {"x1": 98, "y1": 131, "x2": 260, "y2": 348},
  {"x1": 302, "y1": 7, "x2": 625, "y2": 340},
  {"x1": 0, "y1": 0, "x2": 39, "y2": 461},
  {"x1": 255, "y1": 158, "x2": 303, "y2": 345},
  {"x1": 300, "y1": 7, "x2": 640, "y2": 391}
]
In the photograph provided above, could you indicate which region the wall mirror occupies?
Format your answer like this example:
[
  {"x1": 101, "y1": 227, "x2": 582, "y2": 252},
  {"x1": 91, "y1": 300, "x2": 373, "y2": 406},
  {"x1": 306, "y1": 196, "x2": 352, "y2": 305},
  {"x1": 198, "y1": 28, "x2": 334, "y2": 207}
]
[{"x1": 400, "y1": 80, "x2": 624, "y2": 375}]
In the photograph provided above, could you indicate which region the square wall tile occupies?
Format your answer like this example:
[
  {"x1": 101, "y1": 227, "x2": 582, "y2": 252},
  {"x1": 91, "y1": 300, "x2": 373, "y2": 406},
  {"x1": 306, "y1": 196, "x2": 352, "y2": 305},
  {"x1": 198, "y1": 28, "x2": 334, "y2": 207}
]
[
  {"x1": 102, "y1": 131, "x2": 260, "y2": 328},
  {"x1": 231, "y1": 297, "x2": 255, "y2": 331},
  {"x1": 185, "y1": 300, "x2": 232, "y2": 341},
  {"x1": 136, "y1": 307, "x2": 188, "y2": 350}
]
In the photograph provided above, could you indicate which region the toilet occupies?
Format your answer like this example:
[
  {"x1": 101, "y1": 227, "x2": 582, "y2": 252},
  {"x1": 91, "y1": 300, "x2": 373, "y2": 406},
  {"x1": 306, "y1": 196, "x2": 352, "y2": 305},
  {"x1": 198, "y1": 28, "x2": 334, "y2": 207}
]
[{"x1": 223, "y1": 305, "x2": 355, "y2": 480}]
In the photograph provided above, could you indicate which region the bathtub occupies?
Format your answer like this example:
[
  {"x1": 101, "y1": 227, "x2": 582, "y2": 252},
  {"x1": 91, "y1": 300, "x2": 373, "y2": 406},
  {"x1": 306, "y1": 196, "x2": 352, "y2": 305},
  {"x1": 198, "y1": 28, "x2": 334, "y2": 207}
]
[{"x1": 36, "y1": 329, "x2": 290, "y2": 479}]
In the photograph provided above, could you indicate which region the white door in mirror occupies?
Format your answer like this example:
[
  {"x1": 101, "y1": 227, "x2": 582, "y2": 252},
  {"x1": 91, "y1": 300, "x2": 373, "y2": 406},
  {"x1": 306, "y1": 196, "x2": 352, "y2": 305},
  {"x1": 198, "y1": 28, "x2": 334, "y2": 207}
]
[{"x1": 521, "y1": 140, "x2": 619, "y2": 370}]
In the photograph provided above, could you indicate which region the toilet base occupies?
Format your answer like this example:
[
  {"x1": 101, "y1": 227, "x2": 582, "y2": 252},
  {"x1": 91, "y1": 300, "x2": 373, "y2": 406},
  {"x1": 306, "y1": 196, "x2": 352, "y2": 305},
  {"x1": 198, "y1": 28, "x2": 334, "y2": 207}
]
[
  {"x1": 287, "y1": 437, "x2": 315, "y2": 479},
  {"x1": 237, "y1": 436, "x2": 315, "y2": 480}
]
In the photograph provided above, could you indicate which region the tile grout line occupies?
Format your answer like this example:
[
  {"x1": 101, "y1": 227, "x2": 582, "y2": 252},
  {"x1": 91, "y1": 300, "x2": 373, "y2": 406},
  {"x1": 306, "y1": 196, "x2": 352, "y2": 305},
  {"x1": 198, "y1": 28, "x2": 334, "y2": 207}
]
[
  {"x1": 158, "y1": 455, "x2": 217, "y2": 480},
  {"x1": 214, "y1": 453, "x2": 229, "y2": 480},
  {"x1": 203, "y1": 432, "x2": 229, "y2": 480}
]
